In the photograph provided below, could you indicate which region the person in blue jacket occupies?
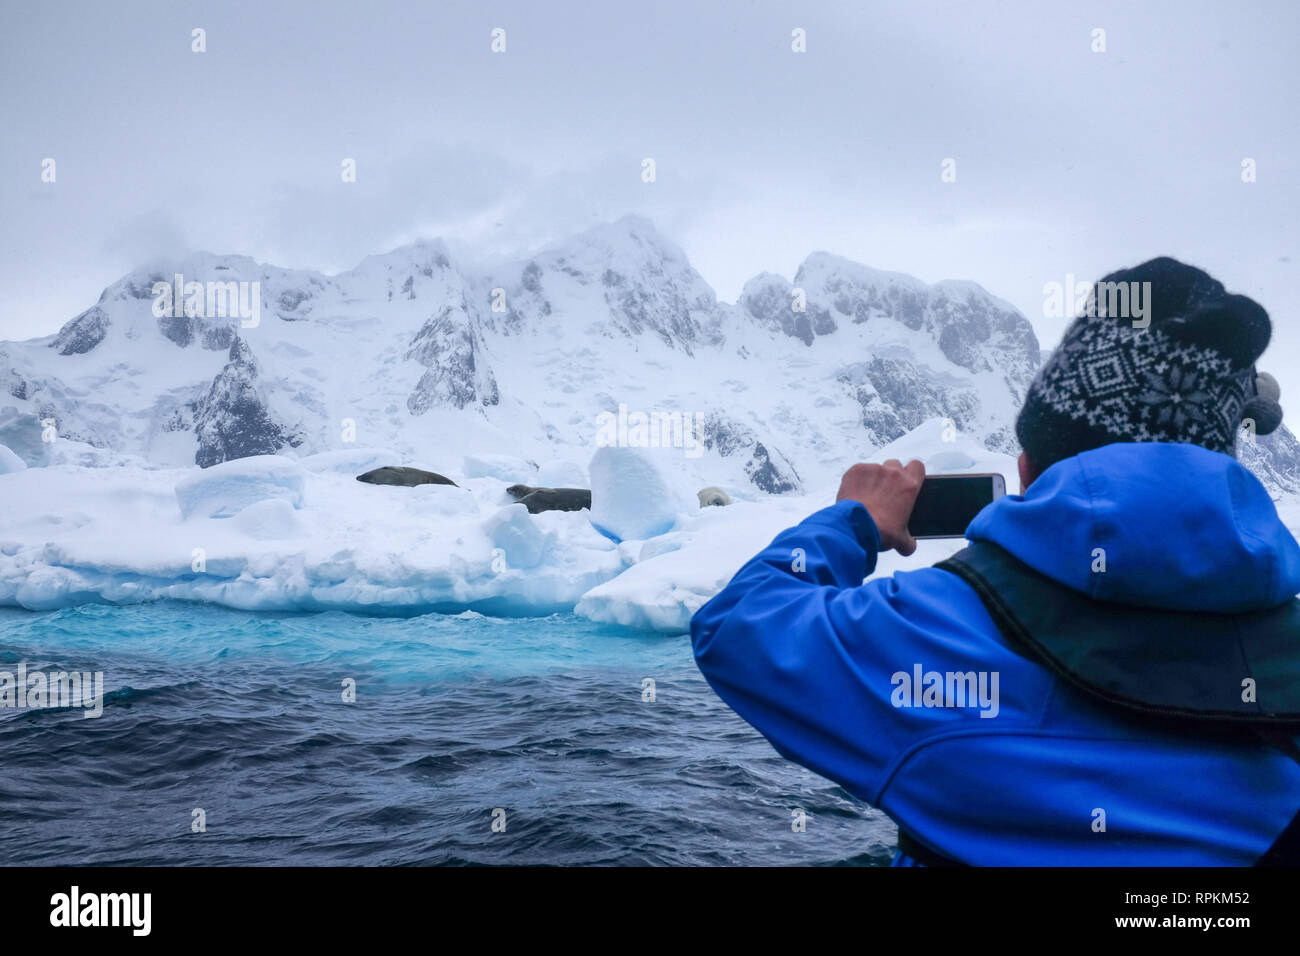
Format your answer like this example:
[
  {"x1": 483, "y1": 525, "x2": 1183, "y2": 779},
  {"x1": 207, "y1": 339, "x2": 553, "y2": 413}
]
[{"x1": 691, "y1": 258, "x2": 1300, "y2": 865}]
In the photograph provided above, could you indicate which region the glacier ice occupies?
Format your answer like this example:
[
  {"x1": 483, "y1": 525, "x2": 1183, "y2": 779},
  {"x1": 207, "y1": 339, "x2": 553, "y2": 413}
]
[
  {"x1": 0, "y1": 443, "x2": 26, "y2": 475},
  {"x1": 174, "y1": 455, "x2": 306, "y2": 519},
  {"x1": 7, "y1": 420, "x2": 1296, "y2": 632},
  {"x1": 588, "y1": 445, "x2": 693, "y2": 542}
]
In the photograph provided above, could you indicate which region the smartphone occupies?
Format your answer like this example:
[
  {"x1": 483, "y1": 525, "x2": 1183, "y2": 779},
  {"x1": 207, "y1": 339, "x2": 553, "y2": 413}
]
[{"x1": 907, "y1": 473, "x2": 1006, "y2": 539}]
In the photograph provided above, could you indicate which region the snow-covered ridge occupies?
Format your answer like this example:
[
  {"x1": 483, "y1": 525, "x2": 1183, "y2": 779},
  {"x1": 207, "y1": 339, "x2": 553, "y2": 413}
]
[{"x1": 0, "y1": 214, "x2": 1063, "y2": 497}]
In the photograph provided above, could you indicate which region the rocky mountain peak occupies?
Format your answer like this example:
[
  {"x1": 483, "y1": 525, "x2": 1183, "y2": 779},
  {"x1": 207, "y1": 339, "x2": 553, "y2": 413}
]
[{"x1": 3, "y1": 217, "x2": 1297, "y2": 500}]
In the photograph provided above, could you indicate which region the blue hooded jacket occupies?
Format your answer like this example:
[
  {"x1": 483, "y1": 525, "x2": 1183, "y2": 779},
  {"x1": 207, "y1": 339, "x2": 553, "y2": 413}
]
[{"x1": 690, "y1": 442, "x2": 1300, "y2": 865}]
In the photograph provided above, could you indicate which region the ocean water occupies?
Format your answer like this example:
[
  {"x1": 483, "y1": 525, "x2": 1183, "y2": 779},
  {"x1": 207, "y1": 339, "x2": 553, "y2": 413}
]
[{"x1": 0, "y1": 604, "x2": 897, "y2": 865}]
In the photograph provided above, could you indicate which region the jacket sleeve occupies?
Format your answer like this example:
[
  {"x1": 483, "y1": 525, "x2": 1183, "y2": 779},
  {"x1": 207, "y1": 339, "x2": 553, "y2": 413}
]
[{"x1": 690, "y1": 499, "x2": 944, "y2": 803}]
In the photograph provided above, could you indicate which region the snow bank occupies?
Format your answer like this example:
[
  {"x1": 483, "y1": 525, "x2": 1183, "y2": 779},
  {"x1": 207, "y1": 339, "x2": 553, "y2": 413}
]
[
  {"x1": 405, "y1": 482, "x2": 479, "y2": 517},
  {"x1": 463, "y1": 453, "x2": 534, "y2": 482},
  {"x1": 536, "y1": 459, "x2": 587, "y2": 488},
  {"x1": 873, "y1": 416, "x2": 1016, "y2": 484},
  {"x1": 297, "y1": 447, "x2": 398, "y2": 474},
  {"x1": 575, "y1": 498, "x2": 809, "y2": 630},
  {"x1": 230, "y1": 498, "x2": 308, "y2": 540},
  {"x1": 0, "y1": 444, "x2": 25, "y2": 475},
  {"x1": 174, "y1": 455, "x2": 306, "y2": 519},
  {"x1": 483, "y1": 504, "x2": 551, "y2": 568}
]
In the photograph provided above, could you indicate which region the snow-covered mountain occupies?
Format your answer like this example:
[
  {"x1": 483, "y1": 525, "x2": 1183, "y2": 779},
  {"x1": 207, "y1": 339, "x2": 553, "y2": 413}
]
[{"x1": 2, "y1": 214, "x2": 1297, "y2": 497}]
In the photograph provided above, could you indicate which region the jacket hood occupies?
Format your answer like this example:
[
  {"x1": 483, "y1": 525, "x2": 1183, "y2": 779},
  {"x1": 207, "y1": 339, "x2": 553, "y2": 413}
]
[{"x1": 965, "y1": 442, "x2": 1300, "y2": 613}]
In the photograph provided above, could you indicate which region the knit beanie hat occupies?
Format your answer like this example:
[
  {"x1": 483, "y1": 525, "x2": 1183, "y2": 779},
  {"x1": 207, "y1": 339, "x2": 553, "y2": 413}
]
[{"x1": 1016, "y1": 257, "x2": 1283, "y2": 471}]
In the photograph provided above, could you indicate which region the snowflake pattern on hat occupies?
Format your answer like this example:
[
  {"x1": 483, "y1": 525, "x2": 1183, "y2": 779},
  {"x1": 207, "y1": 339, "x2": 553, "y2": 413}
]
[{"x1": 1032, "y1": 319, "x2": 1254, "y2": 454}]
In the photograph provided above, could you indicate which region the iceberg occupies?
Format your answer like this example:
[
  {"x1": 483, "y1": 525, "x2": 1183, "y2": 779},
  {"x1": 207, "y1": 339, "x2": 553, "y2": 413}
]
[
  {"x1": 0, "y1": 443, "x2": 26, "y2": 475},
  {"x1": 0, "y1": 424, "x2": 1035, "y2": 629},
  {"x1": 588, "y1": 445, "x2": 693, "y2": 542}
]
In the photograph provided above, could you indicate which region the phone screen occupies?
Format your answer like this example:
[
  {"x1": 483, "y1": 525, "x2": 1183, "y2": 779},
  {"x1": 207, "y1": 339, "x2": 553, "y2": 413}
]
[{"x1": 908, "y1": 474, "x2": 1005, "y2": 539}]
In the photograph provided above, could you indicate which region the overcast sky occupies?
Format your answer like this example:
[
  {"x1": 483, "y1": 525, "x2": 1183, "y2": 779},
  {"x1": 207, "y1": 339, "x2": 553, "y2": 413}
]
[{"x1": 2, "y1": 1, "x2": 1296, "y2": 388}]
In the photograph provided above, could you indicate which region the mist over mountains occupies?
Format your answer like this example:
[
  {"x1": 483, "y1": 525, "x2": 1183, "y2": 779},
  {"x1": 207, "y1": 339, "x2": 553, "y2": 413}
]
[{"x1": 2, "y1": 215, "x2": 1296, "y2": 497}]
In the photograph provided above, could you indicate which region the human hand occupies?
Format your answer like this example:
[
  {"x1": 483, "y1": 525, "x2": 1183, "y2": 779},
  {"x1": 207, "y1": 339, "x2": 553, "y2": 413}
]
[{"x1": 835, "y1": 459, "x2": 926, "y2": 556}]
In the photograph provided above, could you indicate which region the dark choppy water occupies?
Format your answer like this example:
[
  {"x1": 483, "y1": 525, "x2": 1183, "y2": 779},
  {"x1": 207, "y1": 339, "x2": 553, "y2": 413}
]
[{"x1": 0, "y1": 604, "x2": 896, "y2": 865}]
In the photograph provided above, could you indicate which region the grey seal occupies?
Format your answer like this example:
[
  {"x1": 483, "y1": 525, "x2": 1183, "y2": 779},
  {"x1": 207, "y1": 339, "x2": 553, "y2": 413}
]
[
  {"x1": 507, "y1": 484, "x2": 592, "y2": 514},
  {"x1": 357, "y1": 466, "x2": 458, "y2": 487},
  {"x1": 697, "y1": 486, "x2": 732, "y2": 507}
]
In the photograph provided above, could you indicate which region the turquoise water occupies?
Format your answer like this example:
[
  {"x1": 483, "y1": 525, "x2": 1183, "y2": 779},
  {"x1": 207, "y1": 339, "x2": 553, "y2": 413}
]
[{"x1": 0, "y1": 604, "x2": 896, "y2": 865}]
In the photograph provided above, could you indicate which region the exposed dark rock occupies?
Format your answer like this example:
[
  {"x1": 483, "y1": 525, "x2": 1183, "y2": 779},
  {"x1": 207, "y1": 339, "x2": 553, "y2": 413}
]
[
  {"x1": 158, "y1": 312, "x2": 197, "y2": 347},
  {"x1": 837, "y1": 358, "x2": 980, "y2": 446},
  {"x1": 521, "y1": 261, "x2": 543, "y2": 293},
  {"x1": 202, "y1": 323, "x2": 237, "y2": 351},
  {"x1": 274, "y1": 288, "x2": 311, "y2": 320},
  {"x1": 50, "y1": 306, "x2": 110, "y2": 355},
  {"x1": 0, "y1": 354, "x2": 28, "y2": 399},
  {"x1": 161, "y1": 406, "x2": 190, "y2": 432},
  {"x1": 193, "y1": 337, "x2": 299, "y2": 467},
  {"x1": 698, "y1": 414, "x2": 802, "y2": 494},
  {"x1": 406, "y1": 299, "x2": 499, "y2": 413},
  {"x1": 737, "y1": 274, "x2": 835, "y2": 346},
  {"x1": 1239, "y1": 426, "x2": 1300, "y2": 497},
  {"x1": 122, "y1": 272, "x2": 167, "y2": 300}
]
